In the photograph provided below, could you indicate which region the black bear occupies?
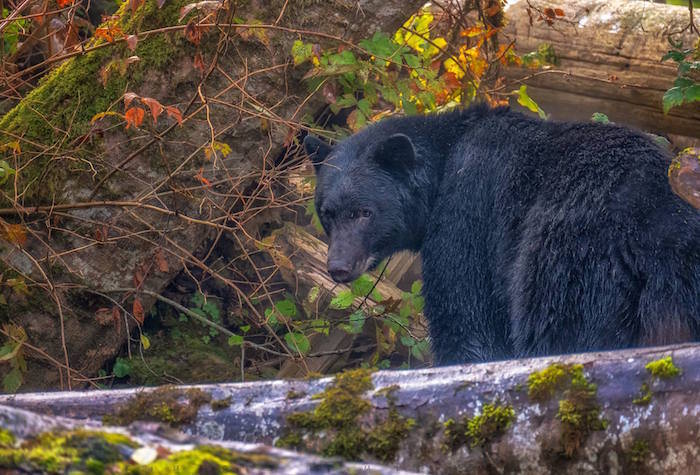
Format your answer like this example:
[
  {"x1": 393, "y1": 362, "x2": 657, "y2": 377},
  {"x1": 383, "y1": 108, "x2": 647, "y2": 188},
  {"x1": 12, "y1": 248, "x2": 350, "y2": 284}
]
[{"x1": 304, "y1": 104, "x2": 700, "y2": 365}]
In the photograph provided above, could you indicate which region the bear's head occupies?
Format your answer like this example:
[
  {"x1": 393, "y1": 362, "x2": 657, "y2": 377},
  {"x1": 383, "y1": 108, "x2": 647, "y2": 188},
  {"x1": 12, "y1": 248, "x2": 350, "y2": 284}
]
[{"x1": 304, "y1": 132, "x2": 418, "y2": 283}]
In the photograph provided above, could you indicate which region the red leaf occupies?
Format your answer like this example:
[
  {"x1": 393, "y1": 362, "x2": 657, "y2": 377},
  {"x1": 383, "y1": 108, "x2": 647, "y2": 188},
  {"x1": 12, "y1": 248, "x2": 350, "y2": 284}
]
[
  {"x1": 165, "y1": 105, "x2": 183, "y2": 125},
  {"x1": 543, "y1": 8, "x2": 556, "y2": 18},
  {"x1": 57, "y1": 0, "x2": 74, "y2": 7},
  {"x1": 141, "y1": 97, "x2": 164, "y2": 124},
  {"x1": 154, "y1": 248, "x2": 169, "y2": 273},
  {"x1": 0, "y1": 222, "x2": 27, "y2": 247},
  {"x1": 196, "y1": 167, "x2": 211, "y2": 187},
  {"x1": 125, "y1": 107, "x2": 145, "y2": 129},
  {"x1": 184, "y1": 22, "x2": 202, "y2": 45},
  {"x1": 133, "y1": 298, "x2": 145, "y2": 324},
  {"x1": 441, "y1": 72, "x2": 461, "y2": 90},
  {"x1": 554, "y1": 8, "x2": 565, "y2": 17},
  {"x1": 193, "y1": 52, "x2": 206, "y2": 75},
  {"x1": 133, "y1": 267, "x2": 145, "y2": 288},
  {"x1": 126, "y1": 34, "x2": 139, "y2": 51}
]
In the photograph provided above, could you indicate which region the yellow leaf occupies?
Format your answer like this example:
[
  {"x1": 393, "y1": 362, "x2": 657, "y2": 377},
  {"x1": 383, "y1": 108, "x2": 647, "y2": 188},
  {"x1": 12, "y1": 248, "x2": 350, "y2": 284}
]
[{"x1": 140, "y1": 333, "x2": 151, "y2": 350}]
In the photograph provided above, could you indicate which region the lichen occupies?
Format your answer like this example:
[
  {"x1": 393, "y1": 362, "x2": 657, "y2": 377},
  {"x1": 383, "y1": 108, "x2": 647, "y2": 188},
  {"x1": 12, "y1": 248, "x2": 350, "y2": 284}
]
[
  {"x1": 645, "y1": 356, "x2": 681, "y2": 379},
  {"x1": 632, "y1": 382, "x2": 652, "y2": 405},
  {"x1": 277, "y1": 368, "x2": 414, "y2": 462},
  {"x1": 527, "y1": 363, "x2": 606, "y2": 457},
  {"x1": 103, "y1": 386, "x2": 212, "y2": 427}
]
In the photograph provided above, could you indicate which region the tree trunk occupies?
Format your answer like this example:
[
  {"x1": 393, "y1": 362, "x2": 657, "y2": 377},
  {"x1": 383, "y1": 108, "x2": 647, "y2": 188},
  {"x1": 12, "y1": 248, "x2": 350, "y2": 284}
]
[
  {"x1": 2, "y1": 343, "x2": 698, "y2": 473},
  {"x1": 504, "y1": 0, "x2": 700, "y2": 144},
  {"x1": 0, "y1": 0, "x2": 425, "y2": 390}
]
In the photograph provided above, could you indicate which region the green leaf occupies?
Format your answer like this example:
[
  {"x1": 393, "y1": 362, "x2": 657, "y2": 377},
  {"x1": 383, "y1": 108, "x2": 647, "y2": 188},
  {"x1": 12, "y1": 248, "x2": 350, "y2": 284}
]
[
  {"x1": 140, "y1": 334, "x2": 151, "y2": 350},
  {"x1": 516, "y1": 85, "x2": 547, "y2": 119},
  {"x1": 265, "y1": 307, "x2": 278, "y2": 325},
  {"x1": 228, "y1": 334, "x2": 244, "y2": 346},
  {"x1": 403, "y1": 53, "x2": 421, "y2": 69},
  {"x1": 591, "y1": 112, "x2": 610, "y2": 124},
  {"x1": 191, "y1": 292, "x2": 205, "y2": 308},
  {"x1": 351, "y1": 274, "x2": 375, "y2": 297},
  {"x1": 330, "y1": 290, "x2": 355, "y2": 309},
  {"x1": 112, "y1": 357, "x2": 132, "y2": 378},
  {"x1": 309, "y1": 319, "x2": 330, "y2": 335},
  {"x1": 410, "y1": 280, "x2": 422, "y2": 295},
  {"x1": 291, "y1": 40, "x2": 314, "y2": 65},
  {"x1": 662, "y1": 50, "x2": 686, "y2": 62},
  {"x1": 411, "y1": 339, "x2": 430, "y2": 361},
  {"x1": 400, "y1": 335, "x2": 416, "y2": 347},
  {"x1": 683, "y1": 84, "x2": 700, "y2": 103},
  {"x1": 285, "y1": 332, "x2": 310, "y2": 354},
  {"x1": 240, "y1": 325, "x2": 251, "y2": 333},
  {"x1": 202, "y1": 301, "x2": 220, "y2": 320},
  {"x1": 359, "y1": 32, "x2": 398, "y2": 58},
  {"x1": 340, "y1": 310, "x2": 366, "y2": 334},
  {"x1": 330, "y1": 50, "x2": 357, "y2": 66},
  {"x1": 357, "y1": 98, "x2": 372, "y2": 117},
  {"x1": 2, "y1": 368, "x2": 22, "y2": 393},
  {"x1": 663, "y1": 86, "x2": 685, "y2": 113},
  {"x1": 275, "y1": 298, "x2": 297, "y2": 318},
  {"x1": 0, "y1": 160, "x2": 16, "y2": 186}
]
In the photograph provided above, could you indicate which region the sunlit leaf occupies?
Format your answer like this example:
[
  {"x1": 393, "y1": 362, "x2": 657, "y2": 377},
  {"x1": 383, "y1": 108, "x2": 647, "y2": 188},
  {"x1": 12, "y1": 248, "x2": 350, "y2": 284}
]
[
  {"x1": 228, "y1": 334, "x2": 244, "y2": 346},
  {"x1": 140, "y1": 333, "x2": 151, "y2": 350},
  {"x1": 125, "y1": 107, "x2": 145, "y2": 129},
  {"x1": 515, "y1": 85, "x2": 547, "y2": 119},
  {"x1": 284, "y1": 332, "x2": 310, "y2": 354},
  {"x1": 330, "y1": 290, "x2": 354, "y2": 309}
]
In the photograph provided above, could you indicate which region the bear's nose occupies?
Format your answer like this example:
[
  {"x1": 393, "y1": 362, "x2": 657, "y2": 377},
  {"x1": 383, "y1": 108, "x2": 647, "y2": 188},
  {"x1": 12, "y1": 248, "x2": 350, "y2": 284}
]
[{"x1": 328, "y1": 261, "x2": 353, "y2": 283}]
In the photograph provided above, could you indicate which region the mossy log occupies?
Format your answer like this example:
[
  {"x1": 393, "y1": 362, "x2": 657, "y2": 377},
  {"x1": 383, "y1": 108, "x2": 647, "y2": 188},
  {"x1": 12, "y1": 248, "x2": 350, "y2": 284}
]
[
  {"x1": 2, "y1": 343, "x2": 699, "y2": 473},
  {"x1": 0, "y1": 404, "x2": 410, "y2": 474},
  {"x1": 0, "y1": 0, "x2": 425, "y2": 390},
  {"x1": 504, "y1": 0, "x2": 700, "y2": 144}
]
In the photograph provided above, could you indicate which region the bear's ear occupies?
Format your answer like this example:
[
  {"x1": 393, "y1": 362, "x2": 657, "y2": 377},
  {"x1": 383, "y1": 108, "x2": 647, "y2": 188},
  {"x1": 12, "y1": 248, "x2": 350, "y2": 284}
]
[
  {"x1": 372, "y1": 133, "x2": 416, "y2": 171},
  {"x1": 303, "y1": 135, "x2": 332, "y2": 169}
]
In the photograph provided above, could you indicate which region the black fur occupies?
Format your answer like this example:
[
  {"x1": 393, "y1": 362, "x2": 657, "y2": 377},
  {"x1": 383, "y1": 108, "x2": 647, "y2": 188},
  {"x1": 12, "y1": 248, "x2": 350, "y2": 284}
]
[{"x1": 305, "y1": 104, "x2": 700, "y2": 365}]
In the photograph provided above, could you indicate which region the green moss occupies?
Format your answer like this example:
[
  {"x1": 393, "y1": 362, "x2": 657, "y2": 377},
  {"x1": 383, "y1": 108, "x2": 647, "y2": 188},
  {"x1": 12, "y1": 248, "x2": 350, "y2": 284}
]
[
  {"x1": 527, "y1": 363, "x2": 606, "y2": 457},
  {"x1": 556, "y1": 365, "x2": 607, "y2": 457},
  {"x1": 277, "y1": 368, "x2": 413, "y2": 461},
  {"x1": 441, "y1": 402, "x2": 516, "y2": 451},
  {"x1": 632, "y1": 382, "x2": 652, "y2": 405},
  {"x1": 645, "y1": 356, "x2": 681, "y2": 379},
  {"x1": 527, "y1": 363, "x2": 569, "y2": 401},
  {"x1": 465, "y1": 402, "x2": 516, "y2": 447},
  {"x1": 0, "y1": 428, "x2": 277, "y2": 474},
  {"x1": 285, "y1": 390, "x2": 305, "y2": 400},
  {"x1": 628, "y1": 439, "x2": 650, "y2": 465},
  {"x1": 0, "y1": 0, "x2": 189, "y2": 205},
  {"x1": 211, "y1": 396, "x2": 232, "y2": 411},
  {"x1": 103, "y1": 387, "x2": 212, "y2": 427},
  {"x1": 0, "y1": 428, "x2": 15, "y2": 448},
  {"x1": 0, "y1": 430, "x2": 136, "y2": 474}
]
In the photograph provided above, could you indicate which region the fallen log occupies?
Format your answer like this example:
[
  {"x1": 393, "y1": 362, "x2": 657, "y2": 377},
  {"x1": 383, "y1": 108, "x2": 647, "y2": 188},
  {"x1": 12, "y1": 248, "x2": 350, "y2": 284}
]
[
  {"x1": 504, "y1": 0, "x2": 700, "y2": 143},
  {"x1": 2, "y1": 343, "x2": 698, "y2": 473},
  {"x1": 0, "y1": 404, "x2": 412, "y2": 474}
]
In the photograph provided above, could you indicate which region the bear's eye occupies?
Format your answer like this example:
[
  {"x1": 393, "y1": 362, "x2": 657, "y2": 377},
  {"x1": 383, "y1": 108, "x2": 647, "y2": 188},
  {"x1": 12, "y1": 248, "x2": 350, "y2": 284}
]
[{"x1": 361, "y1": 209, "x2": 372, "y2": 218}]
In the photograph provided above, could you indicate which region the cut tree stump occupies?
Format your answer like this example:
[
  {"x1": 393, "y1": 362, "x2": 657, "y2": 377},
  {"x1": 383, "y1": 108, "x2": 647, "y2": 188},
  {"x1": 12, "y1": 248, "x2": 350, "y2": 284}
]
[
  {"x1": 2, "y1": 343, "x2": 698, "y2": 473},
  {"x1": 504, "y1": 0, "x2": 700, "y2": 144}
]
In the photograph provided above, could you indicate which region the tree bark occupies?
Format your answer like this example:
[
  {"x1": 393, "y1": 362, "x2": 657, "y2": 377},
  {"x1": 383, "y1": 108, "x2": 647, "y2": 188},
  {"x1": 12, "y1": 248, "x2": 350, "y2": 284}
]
[
  {"x1": 504, "y1": 0, "x2": 700, "y2": 144},
  {"x1": 2, "y1": 343, "x2": 698, "y2": 473}
]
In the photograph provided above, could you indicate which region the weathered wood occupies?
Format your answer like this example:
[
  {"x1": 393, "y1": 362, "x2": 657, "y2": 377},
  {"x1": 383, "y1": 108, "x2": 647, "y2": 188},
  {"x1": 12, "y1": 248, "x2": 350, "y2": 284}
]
[
  {"x1": 505, "y1": 0, "x2": 700, "y2": 143},
  {"x1": 0, "y1": 404, "x2": 414, "y2": 474},
  {"x1": 266, "y1": 225, "x2": 429, "y2": 377},
  {"x1": 2, "y1": 343, "x2": 698, "y2": 473}
]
